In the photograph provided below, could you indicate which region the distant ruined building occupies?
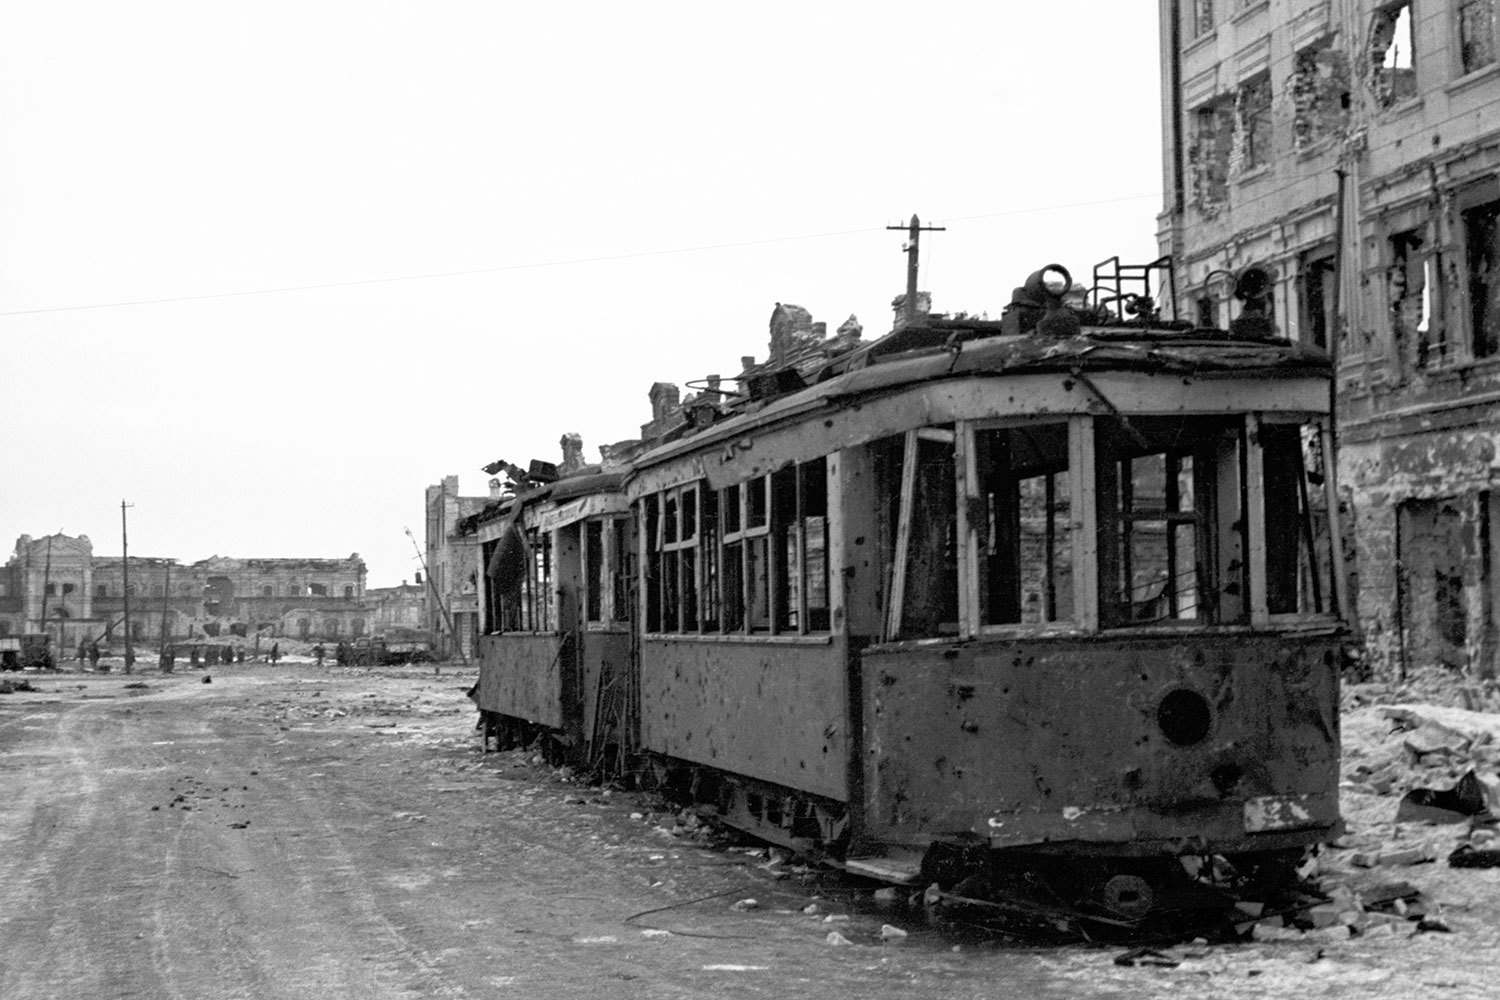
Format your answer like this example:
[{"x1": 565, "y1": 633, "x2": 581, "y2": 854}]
[{"x1": 0, "y1": 533, "x2": 371, "y2": 650}]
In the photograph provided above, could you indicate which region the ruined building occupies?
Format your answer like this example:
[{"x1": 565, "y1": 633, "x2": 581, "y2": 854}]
[
  {"x1": 0, "y1": 534, "x2": 370, "y2": 648},
  {"x1": 424, "y1": 476, "x2": 488, "y2": 659},
  {"x1": 1158, "y1": 0, "x2": 1500, "y2": 678}
]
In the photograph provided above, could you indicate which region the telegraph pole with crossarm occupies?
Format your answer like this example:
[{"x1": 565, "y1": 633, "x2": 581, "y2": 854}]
[{"x1": 886, "y1": 213, "x2": 945, "y2": 323}]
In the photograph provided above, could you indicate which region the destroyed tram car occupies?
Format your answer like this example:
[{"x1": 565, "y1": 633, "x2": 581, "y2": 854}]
[{"x1": 459, "y1": 258, "x2": 1350, "y2": 926}]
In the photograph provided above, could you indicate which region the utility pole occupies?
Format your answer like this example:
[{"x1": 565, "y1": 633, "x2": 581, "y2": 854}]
[
  {"x1": 886, "y1": 213, "x2": 945, "y2": 323},
  {"x1": 121, "y1": 500, "x2": 135, "y2": 673},
  {"x1": 159, "y1": 560, "x2": 173, "y2": 668},
  {"x1": 38, "y1": 533, "x2": 54, "y2": 632}
]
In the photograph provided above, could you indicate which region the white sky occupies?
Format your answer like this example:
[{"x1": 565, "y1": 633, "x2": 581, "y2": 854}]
[{"x1": 0, "y1": 1, "x2": 1164, "y2": 587}]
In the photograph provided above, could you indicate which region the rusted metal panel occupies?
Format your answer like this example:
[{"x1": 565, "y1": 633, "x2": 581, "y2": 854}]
[
  {"x1": 639, "y1": 636, "x2": 849, "y2": 801},
  {"x1": 861, "y1": 631, "x2": 1341, "y2": 852},
  {"x1": 475, "y1": 632, "x2": 567, "y2": 729}
]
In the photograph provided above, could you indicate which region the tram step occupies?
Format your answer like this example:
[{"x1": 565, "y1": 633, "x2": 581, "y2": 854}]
[{"x1": 843, "y1": 852, "x2": 924, "y2": 885}]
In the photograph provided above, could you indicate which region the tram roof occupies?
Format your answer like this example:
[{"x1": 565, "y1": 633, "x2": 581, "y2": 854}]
[{"x1": 629, "y1": 322, "x2": 1332, "y2": 476}]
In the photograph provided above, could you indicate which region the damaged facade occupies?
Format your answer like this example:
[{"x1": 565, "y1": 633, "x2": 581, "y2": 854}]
[
  {"x1": 1159, "y1": 0, "x2": 1500, "y2": 678},
  {"x1": 0, "y1": 536, "x2": 370, "y2": 646},
  {"x1": 424, "y1": 475, "x2": 488, "y2": 660}
]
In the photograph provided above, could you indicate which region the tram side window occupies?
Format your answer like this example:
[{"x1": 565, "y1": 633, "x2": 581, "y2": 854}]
[
  {"x1": 886, "y1": 429, "x2": 960, "y2": 641},
  {"x1": 611, "y1": 516, "x2": 634, "y2": 623},
  {"x1": 642, "y1": 461, "x2": 831, "y2": 635},
  {"x1": 974, "y1": 423, "x2": 1073, "y2": 625},
  {"x1": 1261, "y1": 421, "x2": 1334, "y2": 615},
  {"x1": 513, "y1": 528, "x2": 553, "y2": 631},
  {"x1": 1096, "y1": 416, "x2": 1247, "y2": 627},
  {"x1": 584, "y1": 520, "x2": 604, "y2": 623}
]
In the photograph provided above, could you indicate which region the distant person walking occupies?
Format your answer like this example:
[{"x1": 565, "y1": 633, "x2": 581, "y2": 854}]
[
  {"x1": 87, "y1": 641, "x2": 100, "y2": 670},
  {"x1": 312, "y1": 644, "x2": 325, "y2": 667},
  {"x1": 269, "y1": 642, "x2": 280, "y2": 665},
  {"x1": 77, "y1": 639, "x2": 88, "y2": 663}
]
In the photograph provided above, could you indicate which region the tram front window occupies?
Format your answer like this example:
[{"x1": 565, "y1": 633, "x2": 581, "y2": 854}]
[
  {"x1": 1261, "y1": 419, "x2": 1335, "y2": 616},
  {"x1": 1096, "y1": 416, "x2": 1247, "y2": 627}
]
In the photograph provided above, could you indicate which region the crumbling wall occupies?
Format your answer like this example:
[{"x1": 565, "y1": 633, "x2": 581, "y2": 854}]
[
  {"x1": 1290, "y1": 44, "x2": 1350, "y2": 151},
  {"x1": 1369, "y1": 2, "x2": 1417, "y2": 110}
]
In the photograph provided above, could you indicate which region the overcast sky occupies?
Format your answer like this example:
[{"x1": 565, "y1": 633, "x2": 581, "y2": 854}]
[{"x1": 0, "y1": 1, "x2": 1164, "y2": 587}]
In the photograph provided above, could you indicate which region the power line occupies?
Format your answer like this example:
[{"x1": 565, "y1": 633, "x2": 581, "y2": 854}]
[{"x1": 0, "y1": 192, "x2": 1159, "y2": 319}]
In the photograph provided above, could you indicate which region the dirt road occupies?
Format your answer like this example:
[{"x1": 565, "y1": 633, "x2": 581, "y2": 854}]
[{"x1": 1, "y1": 665, "x2": 1496, "y2": 999}]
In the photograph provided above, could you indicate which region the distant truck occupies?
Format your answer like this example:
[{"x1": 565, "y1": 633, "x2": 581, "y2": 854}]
[{"x1": 0, "y1": 634, "x2": 55, "y2": 671}]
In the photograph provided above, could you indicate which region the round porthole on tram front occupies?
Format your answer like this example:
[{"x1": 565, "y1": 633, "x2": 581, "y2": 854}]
[{"x1": 1156, "y1": 688, "x2": 1212, "y2": 747}]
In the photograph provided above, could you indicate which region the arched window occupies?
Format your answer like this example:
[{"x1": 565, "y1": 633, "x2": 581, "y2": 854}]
[
  {"x1": 351, "y1": 618, "x2": 366, "y2": 636},
  {"x1": 344, "y1": 585, "x2": 354, "y2": 598},
  {"x1": 262, "y1": 585, "x2": 273, "y2": 597}
]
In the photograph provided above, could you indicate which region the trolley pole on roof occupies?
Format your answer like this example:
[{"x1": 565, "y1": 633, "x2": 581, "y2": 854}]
[
  {"x1": 405, "y1": 527, "x2": 469, "y2": 666},
  {"x1": 886, "y1": 213, "x2": 945, "y2": 323}
]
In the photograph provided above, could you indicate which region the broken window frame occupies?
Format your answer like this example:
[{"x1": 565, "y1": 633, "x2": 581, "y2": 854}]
[
  {"x1": 1094, "y1": 415, "x2": 1249, "y2": 629},
  {"x1": 884, "y1": 426, "x2": 961, "y2": 643},
  {"x1": 961, "y1": 418, "x2": 1079, "y2": 634},
  {"x1": 1458, "y1": 0, "x2": 1498, "y2": 77}
]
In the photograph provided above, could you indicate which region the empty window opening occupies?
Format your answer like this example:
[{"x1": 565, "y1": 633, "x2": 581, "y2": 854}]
[
  {"x1": 1196, "y1": 294, "x2": 1218, "y2": 328},
  {"x1": 1300, "y1": 251, "x2": 1337, "y2": 349},
  {"x1": 96, "y1": 585, "x2": 107, "y2": 598},
  {"x1": 1389, "y1": 228, "x2": 1437, "y2": 367},
  {"x1": 262, "y1": 585, "x2": 273, "y2": 597},
  {"x1": 1460, "y1": 0, "x2": 1497, "y2": 75},
  {"x1": 45, "y1": 583, "x2": 57, "y2": 597},
  {"x1": 1371, "y1": 3, "x2": 1417, "y2": 108},
  {"x1": 1233, "y1": 76, "x2": 1273, "y2": 174},
  {"x1": 1463, "y1": 197, "x2": 1500, "y2": 358},
  {"x1": 1189, "y1": 0, "x2": 1215, "y2": 39},
  {"x1": 308, "y1": 583, "x2": 328, "y2": 597},
  {"x1": 974, "y1": 423, "x2": 1074, "y2": 626},
  {"x1": 62, "y1": 583, "x2": 75, "y2": 595}
]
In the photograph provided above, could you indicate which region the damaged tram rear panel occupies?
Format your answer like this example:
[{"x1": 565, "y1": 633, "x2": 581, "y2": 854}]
[{"x1": 463, "y1": 258, "x2": 1351, "y2": 922}]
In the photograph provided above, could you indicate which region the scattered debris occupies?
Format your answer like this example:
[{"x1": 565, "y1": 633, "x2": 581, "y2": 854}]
[
  {"x1": 202, "y1": 676, "x2": 212, "y2": 684},
  {"x1": 0, "y1": 678, "x2": 36, "y2": 694},
  {"x1": 825, "y1": 931, "x2": 853, "y2": 946},
  {"x1": 1396, "y1": 769, "x2": 1500, "y2": 824},
  {"x1": 729, "y1": 898, "x2": 758, "y2": 912},
  {"x1": 1113, "y1": 947, "x2": 1180, "y2": 968},
  {"x1": 878, "y1": 924, "x2": 908, "y2": 941}
]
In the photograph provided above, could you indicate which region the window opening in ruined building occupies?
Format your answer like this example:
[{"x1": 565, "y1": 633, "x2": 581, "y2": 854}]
[
  {"x1": 1301, "y1": 251, "x2": 1337, "y2": 349},
  {"x1": 1190, "y1": 102, "x2": 1233, "y2": 209},
  {"x1": 1196, "y1": 294, "x2": 1218, "y2": 328},
  {"x1": 1389, "y1": 228, "x2": 1436, "y2": 367},
  {"x1": 152, "y1": 585, "x2": 162, "y2": 597},
  {"x1": 974, "y1": 423, "x2": 1074, "y2": 627},
  {"x1": 1463, "y1": 197, "x2": 1500, "y2": 358},
  {"x1": 1398, "y1": 497, "x2": 1472, "y2": 672},
  {"x1": 45, "y1": 583, "x2": 56, "y2": 597},
  {"x1": 343, "y1": 585, "x2": 353, "y2": 598},
  {"x1": 352, "y1": 618, "x2": 365, "y2": 636},
  {"x1": 1233, "y1": 75, "x2": 1273, "y2": 173},
  {"x1": 1371, "y1": 3, "x2": 1417, "y2": 108},
  {"x1": 63, "y1": 583, "x2": 75, "y2": 595},
  {"x1": 1096, "y1": 416, "x2": 1248, "y2": 627},
  {"x1": 1261, "y1": 421, "x2": 1334, "y2": 615},
  {"x1": 1460, "y1": 0, "x2": 1497, "y2": 75},
  {"x1": 96, "y1": 585, "x2": 107, "y2": 597},
  {"x1": 886, "y1": 427, "x2": 960, "y2": 641},
  {"x1": 1292, "y1": 44, "x2": 1351, "y2": 151},
  {"x1": 1189, "y1": 0, "x2": 1215, "y2": 39},
  {"x1": 262, "y1": 585, "x2": 272, "y2": 596},
  {"x1": 308, "y1": 583, "x2": 328, "y2": 597}
]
